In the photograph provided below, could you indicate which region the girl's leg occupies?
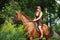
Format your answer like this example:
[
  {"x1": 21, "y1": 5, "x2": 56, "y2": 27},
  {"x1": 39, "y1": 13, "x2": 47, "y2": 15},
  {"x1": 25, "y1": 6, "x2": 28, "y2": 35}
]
[{"x1": 39, "y1": 25, "x2": 43, "y2": 39}]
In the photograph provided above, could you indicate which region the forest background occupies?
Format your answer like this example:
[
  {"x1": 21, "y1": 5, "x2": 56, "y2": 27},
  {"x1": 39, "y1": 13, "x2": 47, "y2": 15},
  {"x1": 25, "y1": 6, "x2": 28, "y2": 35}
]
[{"x1": 0, "y1": 0, "x2": 60, "y2": 40}]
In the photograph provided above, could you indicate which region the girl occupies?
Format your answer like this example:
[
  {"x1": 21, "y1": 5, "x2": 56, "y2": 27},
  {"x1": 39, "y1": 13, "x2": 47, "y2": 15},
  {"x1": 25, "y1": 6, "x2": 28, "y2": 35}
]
[{"x1": 33, "y1": 6, "x2": 43, "y2": 39}]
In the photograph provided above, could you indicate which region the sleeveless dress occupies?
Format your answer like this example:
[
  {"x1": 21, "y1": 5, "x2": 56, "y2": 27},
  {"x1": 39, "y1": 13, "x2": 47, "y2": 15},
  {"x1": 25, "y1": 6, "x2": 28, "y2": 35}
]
[{"x1": 35, "y1": 12, "x2": 43, "y2": 28}]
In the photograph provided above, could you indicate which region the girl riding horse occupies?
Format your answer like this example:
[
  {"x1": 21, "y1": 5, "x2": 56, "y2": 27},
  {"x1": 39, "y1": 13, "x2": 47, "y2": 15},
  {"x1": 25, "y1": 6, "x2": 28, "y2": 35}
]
[
  {"x1": 12, "y1": 11, "x2": 50, "y2": 40},
  {"x1": 33, "y1": 6, "x2": 43, "y2": 39}
]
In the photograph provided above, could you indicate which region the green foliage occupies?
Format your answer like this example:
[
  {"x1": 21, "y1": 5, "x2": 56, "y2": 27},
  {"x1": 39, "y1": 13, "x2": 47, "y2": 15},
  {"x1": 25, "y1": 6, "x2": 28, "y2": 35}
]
[
  {"x1": 0, "y1": 0, "x2": 21, "y2": 20},
  {"x1": 54, "y1": 24, "x2": 60, "y2": 35},
  {"x1": 1, "y1": 23, "x2": 14, "y2": 32},
  {"x1": 23, "y1": 8, "x2": 35, "y2": 19},
  {"x1": 57, "y1": 5, "x2": 60, "y2": 17},
  {"x1": 0, "y1": 22, "x2": 26, "y2": 40},
  {"x1": 1, "y1": 21, "x2": 26, "y2": 32},
  {"x1": 0, "y1": 31, "x2": 26, "y2": 40}
]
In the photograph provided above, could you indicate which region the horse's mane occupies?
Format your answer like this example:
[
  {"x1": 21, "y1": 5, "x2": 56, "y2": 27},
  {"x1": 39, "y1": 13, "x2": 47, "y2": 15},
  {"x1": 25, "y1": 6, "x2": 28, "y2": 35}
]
[{"x1": 20, "y1": 12, "x2": 33, "y2": 22}]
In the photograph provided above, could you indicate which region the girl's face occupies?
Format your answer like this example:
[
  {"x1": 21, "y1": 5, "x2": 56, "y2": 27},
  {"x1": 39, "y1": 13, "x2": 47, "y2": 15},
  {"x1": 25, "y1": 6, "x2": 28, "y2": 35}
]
[
  {"x1": 36, "y1": 8, "x2": 41, "y2": 12},
  {"x1": 37, "y1": 8, "x2": 40, "y2": 11},
  {"x1": 36, "y1": 6, "x2": 41, "y2": 12}
]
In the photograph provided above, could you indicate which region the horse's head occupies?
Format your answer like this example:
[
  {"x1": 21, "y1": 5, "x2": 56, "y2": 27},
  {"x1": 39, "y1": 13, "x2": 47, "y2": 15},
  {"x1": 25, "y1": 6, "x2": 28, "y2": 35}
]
[{"x1": 12, "y1": 11, "x2": 21, "y2": 24}]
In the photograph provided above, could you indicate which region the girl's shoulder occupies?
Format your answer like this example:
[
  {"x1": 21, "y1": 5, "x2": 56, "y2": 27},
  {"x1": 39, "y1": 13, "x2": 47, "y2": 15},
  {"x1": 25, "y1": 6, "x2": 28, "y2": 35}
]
[{"x1": 40, "y1": 12, "x2": 43, "y2": 14}]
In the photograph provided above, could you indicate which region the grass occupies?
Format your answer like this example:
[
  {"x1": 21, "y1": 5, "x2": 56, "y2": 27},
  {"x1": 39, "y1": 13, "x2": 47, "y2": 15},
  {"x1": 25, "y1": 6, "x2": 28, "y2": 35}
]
[
  {"x1": 0, "y1": 31, "x2": 60, "y2": 40},
  {"x1": 9, "y1": 37, "x2": 60, "y2": 40}
]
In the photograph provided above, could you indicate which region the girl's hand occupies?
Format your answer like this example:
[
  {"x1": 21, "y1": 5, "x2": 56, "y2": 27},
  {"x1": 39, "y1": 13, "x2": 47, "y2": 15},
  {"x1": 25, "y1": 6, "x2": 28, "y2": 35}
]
[{"x1": 33, "y1": 19, "x2": 36, "y2": 22}]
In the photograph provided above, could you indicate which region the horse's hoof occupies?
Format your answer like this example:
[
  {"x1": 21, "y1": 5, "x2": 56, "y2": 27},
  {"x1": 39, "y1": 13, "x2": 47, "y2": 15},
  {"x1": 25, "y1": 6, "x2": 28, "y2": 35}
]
[{"x1": 40, "y1": 36, "x2": 43, "y2": 39}]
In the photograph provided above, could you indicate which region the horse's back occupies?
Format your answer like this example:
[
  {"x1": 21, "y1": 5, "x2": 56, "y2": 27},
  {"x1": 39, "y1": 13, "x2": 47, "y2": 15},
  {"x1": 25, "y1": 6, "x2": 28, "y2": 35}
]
[
  {"x1": 43, "y1": 24, "x2": 50, "y2": 36},
  {"x1": 43, "y1": 24, "x2": 50, "y2": 30}
]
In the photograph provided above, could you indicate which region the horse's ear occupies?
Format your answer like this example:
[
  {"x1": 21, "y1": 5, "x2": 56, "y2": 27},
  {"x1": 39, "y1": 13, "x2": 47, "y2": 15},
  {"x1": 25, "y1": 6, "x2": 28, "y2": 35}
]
[
  {"x1": 16, "y1": 11, "x2": 19, "y2": 15},
  {"x1": 18, "y1": 11, "x2": 20, "y2": 13},
  {"x1": 16, "y1": 11, "x2": 21, "y2": 15}
]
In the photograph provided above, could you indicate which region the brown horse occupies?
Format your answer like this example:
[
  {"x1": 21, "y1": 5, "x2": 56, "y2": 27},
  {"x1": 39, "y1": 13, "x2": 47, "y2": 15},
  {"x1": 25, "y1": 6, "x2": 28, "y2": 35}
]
[{"x1": 12, "y1": 11, "x2": 50, "y2": 40}]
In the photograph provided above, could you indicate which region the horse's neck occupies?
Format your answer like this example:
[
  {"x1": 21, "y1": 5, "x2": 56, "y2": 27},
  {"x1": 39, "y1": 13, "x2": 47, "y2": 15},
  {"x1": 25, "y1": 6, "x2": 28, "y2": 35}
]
[
  {"x1": 21, "y1": 15, "x2": 30, "y2": 25},
  {"x1": 21, "y1": 15, "x2": 36, "y2": 30}
]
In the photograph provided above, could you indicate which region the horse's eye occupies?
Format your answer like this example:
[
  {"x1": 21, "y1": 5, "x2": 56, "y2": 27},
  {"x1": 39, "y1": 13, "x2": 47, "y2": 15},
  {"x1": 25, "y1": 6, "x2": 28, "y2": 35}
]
[{"x1": 16, "y1": 13, "x2": 18, "y2": 15}]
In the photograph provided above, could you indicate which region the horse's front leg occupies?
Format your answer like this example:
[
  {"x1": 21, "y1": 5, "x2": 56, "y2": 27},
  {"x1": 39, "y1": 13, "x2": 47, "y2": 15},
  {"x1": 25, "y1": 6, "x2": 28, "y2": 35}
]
[
  {"x1": 27, "y1": 37, "x2": 33, "y2": 40},
  {"x1": 46, "y1": 37, "x2": 50, "y2": 40},
  {"x1": 30, "y1": 37, "x2": 33, "y2": 40},
  {"x1": 27, "y1": 37, "x2": 30, "y2": 40}
]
